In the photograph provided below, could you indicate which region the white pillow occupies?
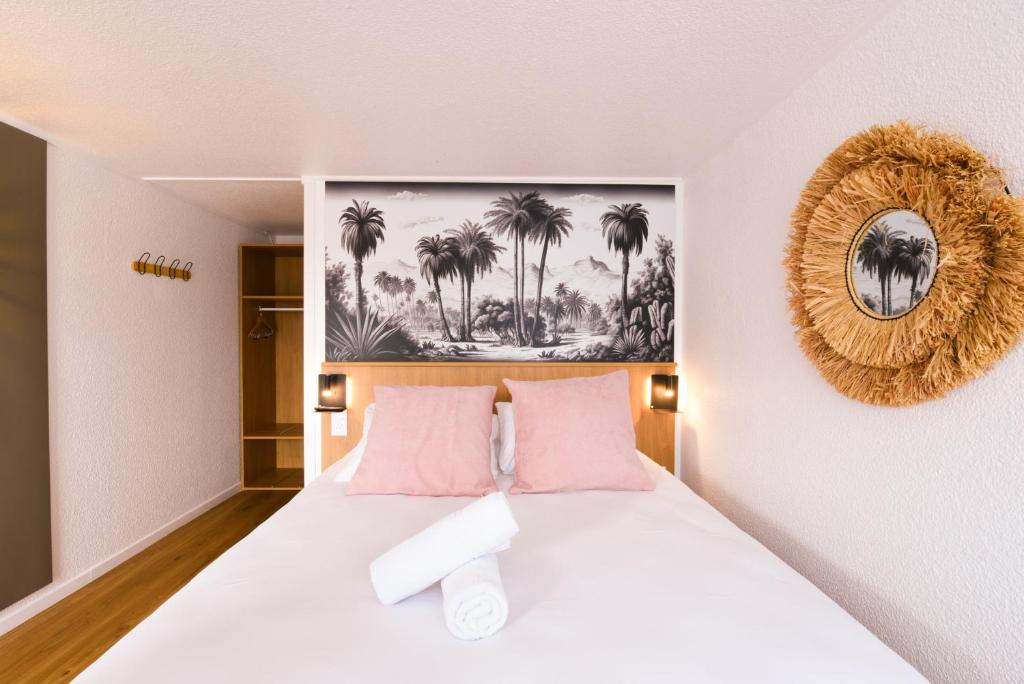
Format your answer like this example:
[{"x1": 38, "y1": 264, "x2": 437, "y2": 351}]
[
  {"x1": 496, "y1": 402, "x2": 516, "y2": 474},
  {"x1": 332, "y1": 404, "x2": 375, "y2": 482},
  {"x1": 362, "y1": 402, "x2": 376, "y2": 437},
  {"x1": 488, "y1": 414, "x2": 501, "y2": 477},
  {"x1": 335, "y1": 404, "x2": 501, "y2": 482}
]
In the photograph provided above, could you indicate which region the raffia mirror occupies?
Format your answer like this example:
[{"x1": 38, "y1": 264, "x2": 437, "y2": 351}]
[{"x1": 785, "y1": 122, "x2": 1024, "y2": 406}]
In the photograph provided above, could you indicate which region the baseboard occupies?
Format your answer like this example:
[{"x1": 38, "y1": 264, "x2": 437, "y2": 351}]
[{"x1": 0, "y1": 482, "x2": 241, "y2": 637}]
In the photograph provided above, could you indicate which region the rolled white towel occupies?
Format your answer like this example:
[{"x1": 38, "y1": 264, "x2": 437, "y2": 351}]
[
  {"x1": 441, "y1": 554, "x2": 508, "y2": 640},
  {"x1": 370, "y1": 492, "x2": 519, "y2": 605}
]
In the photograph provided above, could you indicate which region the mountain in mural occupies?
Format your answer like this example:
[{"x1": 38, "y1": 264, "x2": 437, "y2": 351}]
[
  {"x1": 527, "y1": 263, "x2": 556, "y2": 279},
  {"x1": 472, "y1": 257, "x2": 619, "y2": 303},
  {"x1": 572, "y1": 256, "x2": 616, "y2": 275}
]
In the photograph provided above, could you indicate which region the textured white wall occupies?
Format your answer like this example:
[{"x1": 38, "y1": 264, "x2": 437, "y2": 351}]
[
  {"x1": 0, "y1": 145, "x2": 262, "y2": 632},
  {"x1": 682, "y1": 1, "x2": 1024, "y2": 682}
]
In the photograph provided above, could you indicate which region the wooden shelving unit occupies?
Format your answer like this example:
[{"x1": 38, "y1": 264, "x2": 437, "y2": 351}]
[
  {"x1": 239, "y1": 244, "x2": 304, "y2": 490},
  {"x1": 243, "y1": 423, "x2": 304, "y2": 439},
  {"x1": 245, "y1": 467, "x2": 304, "y2": 490}
]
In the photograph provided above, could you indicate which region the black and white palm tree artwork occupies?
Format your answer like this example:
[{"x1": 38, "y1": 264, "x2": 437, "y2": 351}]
[
  {"x1": 852, "y1": 210, "x2": 938, "y2": 317},
  {"x1": 323, "y1": 182, "x2": 677, "y2": 361}
]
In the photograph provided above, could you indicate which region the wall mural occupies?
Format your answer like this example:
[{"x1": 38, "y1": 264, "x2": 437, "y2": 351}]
[{"x1": 323, "y1": 181, "x2": 677, "y2": 362}]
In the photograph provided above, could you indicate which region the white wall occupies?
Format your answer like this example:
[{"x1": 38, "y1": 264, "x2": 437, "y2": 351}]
[
  {"x1": 0, "y1": 144, "x2": 262, "y2": 634},
  {"x1": 681, "y1": 2, "x2": 1024, "y2": 682}
]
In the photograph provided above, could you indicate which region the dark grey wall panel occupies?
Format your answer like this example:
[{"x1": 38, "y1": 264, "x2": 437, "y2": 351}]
[{"x1": 0, "y1": 121, "x2": 51, "y2": 610}]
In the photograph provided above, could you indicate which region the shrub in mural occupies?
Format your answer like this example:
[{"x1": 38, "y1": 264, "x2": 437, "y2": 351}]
[{"x1": 324, "y1": 182, "x2": 676, "y2": 361}]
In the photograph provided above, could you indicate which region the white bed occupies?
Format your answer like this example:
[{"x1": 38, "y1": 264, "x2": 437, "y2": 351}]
[{"x1": 77, "y1": 454, "x2": 923, "y2": 683}]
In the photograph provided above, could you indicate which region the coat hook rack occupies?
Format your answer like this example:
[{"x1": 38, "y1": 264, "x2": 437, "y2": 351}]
[{"x1": 132, "y1": 252, "x2": 193, "y2": 281}]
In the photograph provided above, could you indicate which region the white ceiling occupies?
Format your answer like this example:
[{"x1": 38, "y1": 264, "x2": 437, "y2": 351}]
[{"x1": 1, "y1": 0, "x2": 898, "y2": 231}]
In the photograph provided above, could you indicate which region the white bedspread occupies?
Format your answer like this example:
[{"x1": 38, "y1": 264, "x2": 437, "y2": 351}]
[{"x1": 77, "y1": 455, "x2": 923, "y2": 683}]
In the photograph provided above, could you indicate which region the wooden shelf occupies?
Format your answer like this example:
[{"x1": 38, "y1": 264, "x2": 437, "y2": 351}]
[
  {"x1": 244, "y1": 423, "x2": 303, "y2": 440},
  {"x1": 240, "y1": 244, "x2": 304, "y2": 491},
  {"x1": 244, "y1": 467, "x2": 304, "y2": 490}
]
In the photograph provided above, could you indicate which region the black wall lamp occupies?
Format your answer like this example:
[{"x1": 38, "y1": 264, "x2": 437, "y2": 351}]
[
  {"x1": 315, "y1": 374, "x2": 346, "y2": 412},
  {"x1": 650, "y1": 374, "x2": 680, "y2": 412}
]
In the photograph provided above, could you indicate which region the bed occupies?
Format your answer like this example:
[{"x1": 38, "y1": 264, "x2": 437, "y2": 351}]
[{"x1": 77, "y1": 452, "x2": 923, "y2": 683}]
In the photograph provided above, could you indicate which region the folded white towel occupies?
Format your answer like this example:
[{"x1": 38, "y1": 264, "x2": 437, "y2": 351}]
[
  {"x1": 441, "y1": 554, "x2": 509, "y2": 640},
  {"x1": 370, "y1": 492, "x2": 519, "y2": 606}
]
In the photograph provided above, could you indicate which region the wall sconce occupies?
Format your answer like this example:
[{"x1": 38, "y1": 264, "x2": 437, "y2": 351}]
[
  {"x1": 315, "y1": 373, "x2": 346, "y2": 412},
  {"x1": 650, "y1": 374, "x2": 679, "y2": 412}
]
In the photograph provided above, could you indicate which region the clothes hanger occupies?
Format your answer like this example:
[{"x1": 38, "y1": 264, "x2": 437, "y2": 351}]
[{"x1": 248, "y1": 308, "x2": 275, "y2": 340}]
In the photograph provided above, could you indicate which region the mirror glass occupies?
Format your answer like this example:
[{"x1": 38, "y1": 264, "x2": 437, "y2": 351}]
[{"x1": 849, "y1": 210, "x2": 938, "y2": 318}]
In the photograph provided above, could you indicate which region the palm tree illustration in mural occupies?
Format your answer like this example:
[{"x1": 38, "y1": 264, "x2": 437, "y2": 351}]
[
  {"x1": 563, "y1": 289, "x2": 590, "y2": 330},
  {"x1": 415, "y1": 234, "x2": 459, "y2": 342},
  {"x1": 484, "y1": 191, "x2": 549, "y2": 345},
  {"x1": 528, "y1": 204, "x2": 573, "y2": 345},
  {"x1": 425, "y1": 290, "x2": 439, "y2": 327},
  {"x1": 600, "y1": 203, "x2": 649, "y2": 330},
  {"x1": 339, "y1": 199, "x2": 386, "y2": 322},
  {"x1": 447, "y1": 221, "x2": 504, "y2": 341},
  {"x1": 548, "y1": 282, "x2": 570, "y2": 336},
  {"x1": 403, "y1": 277, "x2": 416, "y2": 305},
  {"x1": 856, "y1": 221, "x2": 906, "y2": 315},
  {"x1": 541, "y1": 296, "x2": 562, "y2": 337},
  {"x1": 380, "y1": 272, "x2": 405, "y2": 313},
  {"x1": 894, "y1": 235, "x2": 935, "y2": 307},
  {"x1": 373, "y1": 270, "x2": 391, "y2": 313},
  {"x1": 388, "y1": 275, "x2": 402, "y2": 312}
]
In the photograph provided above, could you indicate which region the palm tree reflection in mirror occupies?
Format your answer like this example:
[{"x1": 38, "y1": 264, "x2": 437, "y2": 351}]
[
  {"x1": 895, "y1": 236, "x2": 935, "y2": 307},
  {"x1": 854, "y1": 211, "x2": 937, "y2": 317}
]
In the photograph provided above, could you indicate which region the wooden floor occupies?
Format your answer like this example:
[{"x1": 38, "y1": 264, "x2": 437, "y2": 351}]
[{"x1": 0, "y1": 490, "x2": 295, "y2": 683}]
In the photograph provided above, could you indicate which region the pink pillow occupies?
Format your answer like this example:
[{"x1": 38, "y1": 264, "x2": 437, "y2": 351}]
[
  {"x1": 505, "y1": 371, "x2": 654, "y2": 494},
  {"x1": 347, "y1": 385, "x2": 498, "y2": 496}
]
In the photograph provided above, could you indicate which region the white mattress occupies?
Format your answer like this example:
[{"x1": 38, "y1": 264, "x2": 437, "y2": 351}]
[{"x1": 77, "y1": 455, "x2": 923, "y2": 683}]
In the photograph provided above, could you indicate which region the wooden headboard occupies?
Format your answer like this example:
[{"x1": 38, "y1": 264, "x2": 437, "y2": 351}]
[{"x1": 319, "y1": 362, "x2": 676, "y2": 473}]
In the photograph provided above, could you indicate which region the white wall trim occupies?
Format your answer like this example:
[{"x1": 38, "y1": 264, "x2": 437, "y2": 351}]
[
  {"x1": 0, "y1": 483, "x2": 239, "y2": 637},
  {"x1": 312, "y1": 175, "x2": 683, "y2": 185},
  {"x1": 302, "y1": 177, "x2": 327, "y2": 483},
  {"x1": 673, "y1": 180, "x2": 685, "y2": 478},
  {"x1": 141, "y1": 176, "x2": 301, "y2": 182}
]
